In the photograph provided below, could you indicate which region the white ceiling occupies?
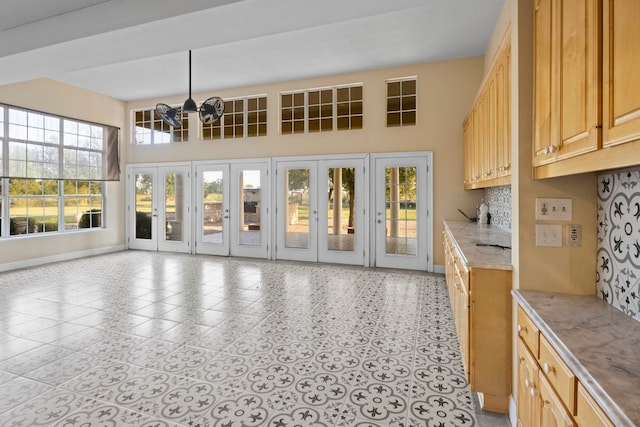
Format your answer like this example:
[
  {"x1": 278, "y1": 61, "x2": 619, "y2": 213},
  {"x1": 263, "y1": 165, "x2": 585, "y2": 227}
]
[{"x1": 0, "y1": 0, "x2": 504, "y2": 102}]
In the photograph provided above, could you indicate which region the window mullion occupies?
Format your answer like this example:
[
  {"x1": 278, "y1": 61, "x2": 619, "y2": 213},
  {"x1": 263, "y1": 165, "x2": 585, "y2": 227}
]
[{"x1": 58, "y1": 179, "x2": 64, "y2": 232}]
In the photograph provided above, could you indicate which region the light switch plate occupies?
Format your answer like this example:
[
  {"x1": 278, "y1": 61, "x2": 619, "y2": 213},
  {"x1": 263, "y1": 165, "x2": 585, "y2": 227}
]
[
  {"x1": 535, "y1": 224, "x2": 562, "y2": 247},
  {"x1": 535, "y1": 198, "x2": 572, "y2": 221}
]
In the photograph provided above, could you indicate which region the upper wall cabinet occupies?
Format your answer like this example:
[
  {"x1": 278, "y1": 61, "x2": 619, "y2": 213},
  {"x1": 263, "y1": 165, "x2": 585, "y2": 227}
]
[
  {"x1": 463, "y1": 29, "x2": 511, "y2": 190},
  {"x1": 533, "y1": 0, "x2": 600, "y2": 167},
  {"x1": 602, "y1": 0, "x2": 640, "y2": 148},
  {"x1": 534, "y1": 0, "x2": 640, "y2": 178}
]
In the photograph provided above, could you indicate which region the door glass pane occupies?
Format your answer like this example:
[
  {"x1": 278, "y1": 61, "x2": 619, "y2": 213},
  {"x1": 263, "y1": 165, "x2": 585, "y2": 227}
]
[
  {"x1": 135, "y1": 173, "x2": 153, "y2": 239},
  {"x1": 285, "y1": 168, "x2": 309, "y2": 249},
  {"x1": 164, "y1": 172, "x2": 183, "y2": 242},
  {"x1": 327, "y1": 167, "x2": 356, "y2": 252},
  {"x1": 202, "y1": 171, "x2": 224, "y2": 245},
  {"x1": 238, "y1": 169, "x2": 261, "y2": 246},
  {"x1": 385, "y1": 166, "x2": 417, "y2": 256}
]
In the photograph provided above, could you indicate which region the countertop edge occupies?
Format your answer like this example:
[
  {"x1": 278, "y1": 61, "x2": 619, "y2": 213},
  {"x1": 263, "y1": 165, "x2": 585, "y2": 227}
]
[{"x1": 512, "y1": 290, "x2": 635, "y2": 427}]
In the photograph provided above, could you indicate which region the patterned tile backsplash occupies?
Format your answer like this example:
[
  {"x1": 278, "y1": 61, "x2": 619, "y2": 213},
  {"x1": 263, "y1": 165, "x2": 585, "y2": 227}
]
[
  {"x1": 597, "y1": 166, "x2": 640, "y2": 322},
  {"x1": 484, "y1": 185, "x2": 512, "y2": 232}
]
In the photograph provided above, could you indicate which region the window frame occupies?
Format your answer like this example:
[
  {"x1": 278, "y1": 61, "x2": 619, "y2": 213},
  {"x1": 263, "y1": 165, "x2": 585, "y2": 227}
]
[
  {"x1": 280, "y1": 83, "x2": 363, "y2": 134},
  {"x1": 386, "y1": 77, "x2": 418, "y2": 127},
  {"x1": 0, "y1": 104, "x2": 109, "y2": 238},
  {"x1": 132, "y1": 107, "x2": 189, "y2": 145},
  {"x1": 201, "y1": 94, "x2": 268, "y2": 140}
]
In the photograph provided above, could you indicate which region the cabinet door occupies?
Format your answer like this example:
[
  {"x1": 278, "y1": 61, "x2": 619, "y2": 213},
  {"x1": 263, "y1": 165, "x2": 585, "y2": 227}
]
[
  {"x1": 555, "y1": 0, "x2": 601, "y2": 159},
  {"x1": 517, "y1": 339, "x2": 540, "y2": 427},
  {"x1": 539, "y1": 374, "x2": 575, "y2": 427},
  {"x1": 533, "y1": 0, "x2": 556, "y2": 166},
  {"x1": 463, "y1": 111, "x2": 475, "y2": 188},
  {"x1": 453, "y1": 262, "x2": 470, "y2": 380},
  {"x1": 484, "y1": 79, "x2": 497, "y2": 182},
  {"x1": 603, "y1": 0, "x2": 640, "y2": 147},
  {"x1": 496, "y1": 45, "x2": 512, "y2": 178}
]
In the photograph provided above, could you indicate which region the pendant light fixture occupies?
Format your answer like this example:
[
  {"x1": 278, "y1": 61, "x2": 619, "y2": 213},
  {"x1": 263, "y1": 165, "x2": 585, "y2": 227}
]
[{"x1": 155, "y1": 50, "x2": 225, "y2": 128}]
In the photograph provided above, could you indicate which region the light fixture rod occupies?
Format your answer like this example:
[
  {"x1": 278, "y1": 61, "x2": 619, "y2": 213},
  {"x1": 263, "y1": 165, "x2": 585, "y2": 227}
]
[{"x1": 188, "y1": 49, "x2": 192, "y2": 98}]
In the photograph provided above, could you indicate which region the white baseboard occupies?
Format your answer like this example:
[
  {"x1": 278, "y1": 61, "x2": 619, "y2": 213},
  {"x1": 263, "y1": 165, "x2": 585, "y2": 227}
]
[
  {"x1": 509, "y1": 395, "x2": 517, "y2": 426},
  {"x1": 432, "y1": 264, "x2": 445, "y2": 274},
  {"x1": 0, "y1": 245, "x2": 126, "y2": 272}
]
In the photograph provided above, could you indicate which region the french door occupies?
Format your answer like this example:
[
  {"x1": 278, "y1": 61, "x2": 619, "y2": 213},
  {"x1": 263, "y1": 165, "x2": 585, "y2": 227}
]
[
  {"x1": 194, "y1": 161, "x2": 269, "y2": 258},
  {"x1": 275, "y1": 157, "x2": 365, "y2": 265},
  {"x1": 127, "y1": 164, "x2": 191, "y2": 253},
  {"x1": 373, "y1": 153, "x2": 431, "y2": 270}
]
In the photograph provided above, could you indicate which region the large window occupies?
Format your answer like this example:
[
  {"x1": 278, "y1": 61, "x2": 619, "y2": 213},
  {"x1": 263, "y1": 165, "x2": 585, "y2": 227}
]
[
  {"x1": 0, "y1": 104, "x2": 118, "y2": 238},
  {"x1": 134, "y1": 108, "x2": 188, "y2": 144},
  {"x1": 387, "y1": 78, "x2": 417, "y2": 127},
  {"x1": 281, "y1": 84, "x2": 363, "y2": 134},
  {"x1": 203, "y1": 95, "x2": 268, "y2": 140}
]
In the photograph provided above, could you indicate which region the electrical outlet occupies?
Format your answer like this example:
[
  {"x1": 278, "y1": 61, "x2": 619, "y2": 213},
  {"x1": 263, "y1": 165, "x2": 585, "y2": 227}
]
[
  {"x1": 535, "y1": 224, "x2": 562, "y2": 247},
  {"x1": 535, "y1": 198, "x2": 572, "y2": 221}
]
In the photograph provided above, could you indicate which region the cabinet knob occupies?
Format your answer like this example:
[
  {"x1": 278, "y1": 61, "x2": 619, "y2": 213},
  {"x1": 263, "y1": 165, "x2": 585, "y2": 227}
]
[
  {"x1": 543, "y1": 362, "x2": 553, "y2": 374},
  {"x1": 524, "y1": 378, "x2": 530, "y2": 388},
  {"x1": 530, "y1": 387, "x2": 535, "y2": 398},
  {"x1": 517, "y1": 324, "x2": 525, "y2": 333}
]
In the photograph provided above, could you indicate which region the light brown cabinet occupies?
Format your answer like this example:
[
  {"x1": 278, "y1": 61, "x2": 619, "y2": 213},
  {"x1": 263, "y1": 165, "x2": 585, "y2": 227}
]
[
  {"x1": 517, "y1": 339, "x2": 540, "y2": 427},
  {"x1": 539, "y1": 374, "x2": 576, "y2": 427},
  {"x1": 443, "y1": 227, "x2": 511, "y2": 413},
  {"x1": 602, "y1": 0, "x2": 640, "y2": 148},
  {"x1": 463, "y1": 28, "x2": 511, "y2": 189},
  {"x1": 533, "y1": 0, "x2": 640, "y2": 178},
  {"x1": 533, "y1": 0, "x2": 600, "y2": 167},
  {"x1": 516, "y1": 304, "x2": 614, "y2": 427},
  {"x1": 575, "y1": 382, "x2": 615, "y2": 427}
]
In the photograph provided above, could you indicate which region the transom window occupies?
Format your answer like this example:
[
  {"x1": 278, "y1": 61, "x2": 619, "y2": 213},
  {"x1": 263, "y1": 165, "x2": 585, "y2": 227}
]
[
  {"x1": 387, "y1": 78, "x2": 417, "y2": 127},
  {"x1": 280, "y1": 84, "x2": 363, "y2": 134},
  {"x1": 247, "y1": 96, "x2": 267, "y2": 137},
  {"x1": 281, "y1": 92, "x2": 305, "y2": 135},
  {"x1": 308, "y1": 89, "x2": 333, "y2": 133},
  {"x1": 134, "y1": 108, "x2": 188, "y2": 144},
  {"x1": 337, "y1": 86, "x2": 363, "y2": 130},
  {"x1": 202, "y1": 95, "x2": 267, "y2": 140}
]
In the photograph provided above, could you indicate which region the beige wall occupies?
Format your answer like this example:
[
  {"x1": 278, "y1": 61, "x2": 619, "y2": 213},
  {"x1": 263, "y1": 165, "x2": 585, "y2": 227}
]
[
  {"x1": 0, "y1": 79, "x2": 127, "y2": 266},
  {"x1": 511, "y1": 0, "x2": 597, "y2": 295},
  {"x1": 125, "y1": 57, "x2": 487, "y2": 266},
  {"x1": 485, "y1": 0, "x2": 512, "y2": 73}
]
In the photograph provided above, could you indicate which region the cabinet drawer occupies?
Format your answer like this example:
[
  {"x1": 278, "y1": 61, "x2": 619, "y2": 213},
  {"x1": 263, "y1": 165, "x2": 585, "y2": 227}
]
[
  {"x1": 517, "y1": 306, "x2": 540, "y2": 356},
  {"x1": 575, "y1": 382, "x2": 614, "y2": 427},
  {"x1": 539, "y1": 334, "x2": 576, "y2": 413}
]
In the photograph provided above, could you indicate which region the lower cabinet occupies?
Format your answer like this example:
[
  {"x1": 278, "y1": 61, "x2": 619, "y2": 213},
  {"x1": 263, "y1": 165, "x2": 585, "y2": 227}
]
[
  {"x1": 517, "y1": 339, "x2": 540, "y2": 427},
  {"x1": 443, "y1": 228, "x2": 512, "y2": 413},
  {"x1": 516, "y1": 304, "x2": 614, "y2": 427},
  {"x1": 539, "y1": 374, "x2": 575, "y2": 427}
]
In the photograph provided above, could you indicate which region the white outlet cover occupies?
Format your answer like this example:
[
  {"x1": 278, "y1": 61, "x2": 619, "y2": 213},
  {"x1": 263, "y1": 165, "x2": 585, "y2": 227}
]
[
  {"x1": 535, "y1": 224, "x2": 562, "y2": 247},
  {"x1": 535, "y1": 198, "x2": 573, "y2": 221}
]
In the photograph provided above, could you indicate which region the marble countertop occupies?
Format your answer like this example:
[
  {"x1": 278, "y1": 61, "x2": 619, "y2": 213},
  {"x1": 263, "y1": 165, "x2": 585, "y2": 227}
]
[
  {"x1": 514, "y1": 290, "x2": 640, "y2": 427},
  {"x1": 443, "y1": 220, "x2": 512, "y2": 270}
]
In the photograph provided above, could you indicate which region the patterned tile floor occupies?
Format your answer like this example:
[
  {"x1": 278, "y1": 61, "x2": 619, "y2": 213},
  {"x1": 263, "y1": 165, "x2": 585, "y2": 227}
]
[{"x1": 0, "y1": 251, "x2": 510, "y2": 427}]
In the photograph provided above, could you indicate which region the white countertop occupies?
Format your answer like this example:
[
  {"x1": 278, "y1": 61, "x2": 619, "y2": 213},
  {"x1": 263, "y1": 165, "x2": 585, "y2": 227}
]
[
  {"x1": 443, "y1": 220, "x2": 512, "y2": 270},
  {"x1": 514, "y1": 290, "x2": 640, "y2": 427}
]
